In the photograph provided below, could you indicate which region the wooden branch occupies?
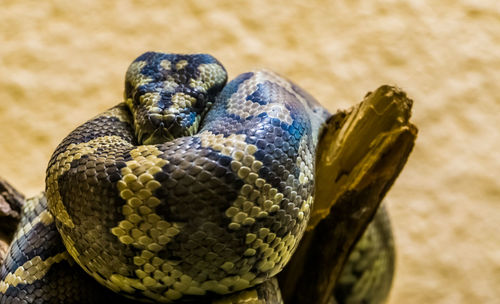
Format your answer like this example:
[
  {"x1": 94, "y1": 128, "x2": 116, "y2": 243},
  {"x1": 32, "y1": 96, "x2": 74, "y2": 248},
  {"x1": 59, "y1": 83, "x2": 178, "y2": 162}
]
[
  {"x1": 0, "y1": 177, "x2": 25, "y2": 264},
  {"x1": 278, "y1": 85, "x2": 418, "y2": 304}
]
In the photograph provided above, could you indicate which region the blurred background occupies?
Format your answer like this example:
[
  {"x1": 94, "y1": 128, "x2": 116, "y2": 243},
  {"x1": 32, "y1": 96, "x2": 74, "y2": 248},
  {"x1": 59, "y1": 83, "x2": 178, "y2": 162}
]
[{"x1": 0, "y1": 1, "x2": 499, "y2": 303}]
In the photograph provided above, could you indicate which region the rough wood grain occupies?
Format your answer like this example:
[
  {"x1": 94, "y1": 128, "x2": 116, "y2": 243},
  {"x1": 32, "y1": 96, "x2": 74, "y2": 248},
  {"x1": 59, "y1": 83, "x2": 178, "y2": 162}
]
[
  {"x1": 0, "y1": 177, "x2": 25, "y2": 265},
  {"x1": 279, "y1": 85, "x2": 417, "y2": 304}
]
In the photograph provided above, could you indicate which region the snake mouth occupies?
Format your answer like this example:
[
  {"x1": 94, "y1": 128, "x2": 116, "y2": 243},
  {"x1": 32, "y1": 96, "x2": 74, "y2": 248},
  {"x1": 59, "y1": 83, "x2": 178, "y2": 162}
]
[
  {"x1": 141, "y1": 126, "x2": 173, "y2": 145},
  {"x1": 140, "y1": 113, "x2": 184, "y2": 145}
]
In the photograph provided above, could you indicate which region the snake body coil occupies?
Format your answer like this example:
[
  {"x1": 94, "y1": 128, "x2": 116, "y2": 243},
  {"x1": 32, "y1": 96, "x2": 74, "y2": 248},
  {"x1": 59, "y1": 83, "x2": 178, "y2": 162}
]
[
  {"x1": 44, "y1": 52, "x2": 329, "y2": 302},
  {"x1": 0, "y1": 52, "x2": 394, "y2": 303}
]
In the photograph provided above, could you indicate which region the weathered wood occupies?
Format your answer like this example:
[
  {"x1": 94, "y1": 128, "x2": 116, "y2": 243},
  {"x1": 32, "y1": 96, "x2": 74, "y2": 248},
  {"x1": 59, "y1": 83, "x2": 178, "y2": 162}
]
[
  {"x1": 0, "y1": 177, "x2": 25, "y2": 264},
  {"x1": 278, "y1": 85, "x2": 417, "y2": 304}
]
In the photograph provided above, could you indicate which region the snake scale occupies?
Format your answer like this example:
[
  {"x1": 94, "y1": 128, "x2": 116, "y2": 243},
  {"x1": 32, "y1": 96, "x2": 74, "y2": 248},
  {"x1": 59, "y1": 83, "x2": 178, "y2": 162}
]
[{"x1": 0, "y1": 52, "x2": 394, "y2": 303}]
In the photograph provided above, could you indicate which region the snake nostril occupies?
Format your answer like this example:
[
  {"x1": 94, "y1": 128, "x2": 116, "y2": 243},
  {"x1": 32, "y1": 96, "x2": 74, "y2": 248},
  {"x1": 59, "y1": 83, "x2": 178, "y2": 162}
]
[
  {"x1": 149, "y1": 114, "x2": 162, "y2": 127},
  {"x1": 163, "y1": 114, "x2": 176, "y2": 124}
]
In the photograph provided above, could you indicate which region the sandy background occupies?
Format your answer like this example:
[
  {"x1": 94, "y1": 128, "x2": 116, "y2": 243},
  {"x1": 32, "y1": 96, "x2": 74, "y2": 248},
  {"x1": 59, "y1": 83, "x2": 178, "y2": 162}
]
[{"x1": 1, "y1": 1, "x2": 499, "y2": 303}]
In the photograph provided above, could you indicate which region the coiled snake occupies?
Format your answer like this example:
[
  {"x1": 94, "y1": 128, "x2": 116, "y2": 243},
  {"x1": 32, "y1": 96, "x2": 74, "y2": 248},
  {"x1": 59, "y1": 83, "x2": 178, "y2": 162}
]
[{"x1": 0, "y1": 52, "x2": 394, "y2": 303}]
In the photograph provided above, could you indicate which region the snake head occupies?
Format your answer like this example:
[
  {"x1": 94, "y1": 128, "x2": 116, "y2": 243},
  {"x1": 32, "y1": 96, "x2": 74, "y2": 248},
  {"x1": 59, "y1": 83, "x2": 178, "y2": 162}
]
[{"x1": 124, "y1": 52, "x2": 227, "y2": 145}]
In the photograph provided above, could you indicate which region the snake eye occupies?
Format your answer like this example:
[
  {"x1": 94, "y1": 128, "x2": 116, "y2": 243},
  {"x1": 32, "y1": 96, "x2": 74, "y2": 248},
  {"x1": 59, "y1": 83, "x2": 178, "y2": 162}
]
[
  {"x1": 124, "y1": 81, "x2": 141, "y2": 106},
  {"x1": 125, "y1": 80, "x2": 133, "y2": 96}
]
